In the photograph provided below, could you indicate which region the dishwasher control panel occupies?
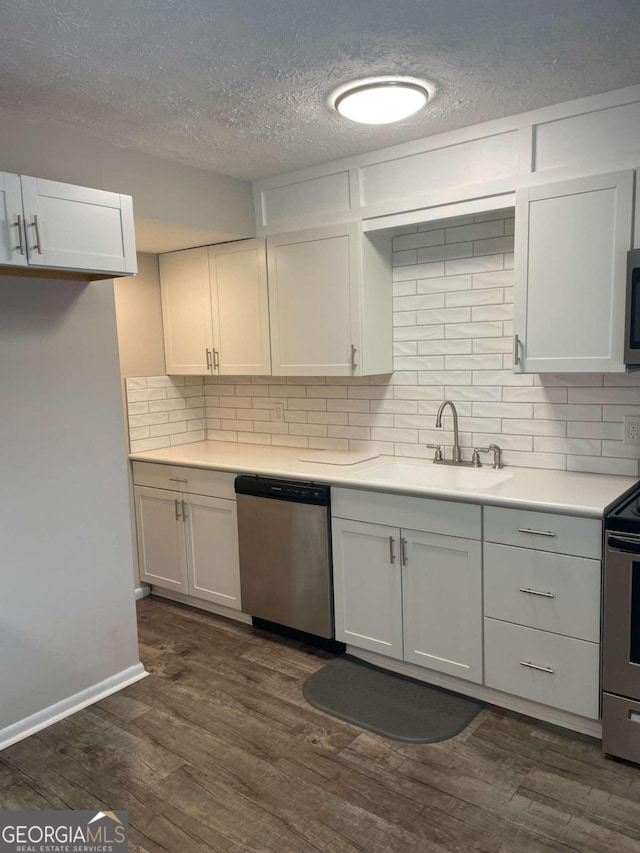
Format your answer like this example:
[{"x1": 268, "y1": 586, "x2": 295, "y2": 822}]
[{"x1": 235, "y1": 475, "x2": 330, "y2": 506}]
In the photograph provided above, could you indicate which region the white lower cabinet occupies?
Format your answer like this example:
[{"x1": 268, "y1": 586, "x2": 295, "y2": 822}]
[
  {"x1": 134, "y1": 481, "x2": 241, "y2": 610},
  {"x1": 403, "y1": 529, "x2": 483, "y2": 682},
  {"x1": 183, "y1": 493, "x2": 241, "y2": 609},
  {"x1": 484, "y1": 618, "x2": 600, "y2": 719},
  {"x1": 331, "y1": 495, "x2": 483, "y2": 683},
  {"x1": 332, "y1": 518, "x2": 403, "y2": 659},
  {"x1": 135, "y1": 486, "x2": 188, "y2": 592},
  {"x1": 483, "y1": 511, "x2": 602, "y2": 720}
]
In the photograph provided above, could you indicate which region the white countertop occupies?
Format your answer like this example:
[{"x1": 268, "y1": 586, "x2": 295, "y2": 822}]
[{"x1": 129, "y1": 441, "x2": 638, "y2": 518}]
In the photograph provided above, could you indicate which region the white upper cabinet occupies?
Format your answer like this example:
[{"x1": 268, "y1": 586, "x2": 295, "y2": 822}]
[
  {"x1": 160, "y1": 240, "x2": 271, "y2": 377},
  {"x1": 514, "y1": 170, "x2": 634, "y2": 373},
  {"x1": 209, "y1": 239, "x2": 271, "y2": 375},
  {"x1": 19, "y1": 176, "x2": 137, "y2": 275},
  {"x1": 267, "y1": 223, "x2": 392, "y2": 376},
  {"x1": 160, "y1": 247, "x2": 214, "y2": 375},
  {"x1": 0, "y1": 172, "x2": 27, "y2": 267},
  {"x1": 0, "y1": 172, "x2": 137, "y2": 276}
]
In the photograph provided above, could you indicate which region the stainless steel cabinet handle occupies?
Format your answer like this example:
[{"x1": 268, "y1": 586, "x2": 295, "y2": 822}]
[
  {"x1": 169, "y1": 477, "x2": 187, "y2": 483},
  {"x1": 206, "y1": 348, "x2": 213, "y2": 371},
  {"x1": 389, "y1": 536, "x2": 395, "y2": 564},
  {"x1": 351, "y1": 344, "x2": 358, "y2": 372},
  {"x1": 513, "y1": 333, "x2": 520, "y2": 366},
  {"x1": 517, "y1": 528, "x2": 556, "y2": 537},
  {"x1": 182, "y1": 500, "x2": 188, "y2": 519},
  {"x1": 519, "y1": 587, "x2": 555, "y2": 599},
  {"x1": 15, "y1": 215, "x2": 25, "y2": 254},
  {"x1": 32, "y1": 215, "x2": 42, "y2": 253},
  {"x1": 400, "y1": 538, "x2": 408, "y2": 566},
  {"x1": 519, "y1": 660, "x2": 554, "y2": 674},
  {"x1": 175, "y1": 499, "x2": 181, "y2": 520},
  {"x1": 213, "y1": 349, "x2": 220, "y2": 371}
]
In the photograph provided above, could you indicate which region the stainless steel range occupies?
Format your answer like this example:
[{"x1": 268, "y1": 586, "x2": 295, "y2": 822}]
[{"x1": 603, "y1": 488, "x2": 640, "y2": 763}]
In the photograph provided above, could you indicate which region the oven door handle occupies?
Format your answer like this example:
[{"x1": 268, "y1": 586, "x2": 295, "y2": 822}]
[{"x1": 608, "y1": 535, "x2": 640, "y2": 555}]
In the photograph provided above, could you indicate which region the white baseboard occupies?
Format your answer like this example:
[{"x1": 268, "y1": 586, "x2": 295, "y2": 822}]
[
  {"x1": 349, "y1": 647, "x2": 603, "y2": 739},
  {"x1": 135, "y1": 584, "x2": 151, "y2": 600},
  {"x1": 0, "y1": 663, "x2": 148, "y2": 752},
  {"x1": 150, "y1": 587, "x2": 253, "y2": 624}
]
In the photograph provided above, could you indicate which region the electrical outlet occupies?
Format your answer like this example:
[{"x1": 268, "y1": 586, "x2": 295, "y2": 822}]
[
  {"x1": 272, "y1": 401, "x2": 285, "y2": 423},
  {"x1": 624, "y1": 416, "x2": 640, "y2": 445}
]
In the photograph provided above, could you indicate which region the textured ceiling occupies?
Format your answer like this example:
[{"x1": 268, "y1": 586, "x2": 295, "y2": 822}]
[{"x1": 1, "y1": 0, "x2": 640, "y2": 181}]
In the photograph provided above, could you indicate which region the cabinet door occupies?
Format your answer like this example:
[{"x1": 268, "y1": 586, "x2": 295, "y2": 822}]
[
  {"x1": 332, "y1": 518, "x2": 403, "y2": 658},
  {"x1": 19, "y1": 175, "x2": 136, "y2": 274},
  {"x1": 209, "y1": 239, "x2": 271, "y2": 375},
  {"x1": 134, "y1": 486, "x2": 187, "y2": 592},
  {"x1": 267, "y1": 224, "x2": 360, "y2": 376},
  {"x1": 159, "y1": 247, "x2": 214, "y2": 375},
  {"x1": 402, "y1": 529, "x2": 483, "y2": 683},
  {"x1": 514, "y1": 170, "x2": 633, "y2": 373},
  {"x1": 183, "y1": 494, "x2": 242, "y2": 610},
  {"x1": 0, "y1": 172, "x2": 27, "y2": 267}
]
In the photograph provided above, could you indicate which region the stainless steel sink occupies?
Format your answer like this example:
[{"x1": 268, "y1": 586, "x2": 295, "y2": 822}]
[{"x1": 358, "y1": 462, "x2": 513, "y2": 490}]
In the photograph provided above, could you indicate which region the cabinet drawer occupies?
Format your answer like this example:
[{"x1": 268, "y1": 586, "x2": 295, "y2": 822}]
[
  {"x1": 484, "y1": 618, "x2": 600, "y2": 719},
  {"x1": 132, "y1": 461, "x2": 235, "y2": 500},
  {"x1": 484, "y1": 543, "x2": 601, "y2": 642},
  {"x1": 331, "y1": 487, "x2": 481, "y2": 540},
  {"x1": 484, "y1": 506, "x2": 601, "y2": 558}
]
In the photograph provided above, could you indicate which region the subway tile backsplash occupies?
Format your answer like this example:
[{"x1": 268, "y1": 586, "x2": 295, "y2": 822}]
[
  {"x1": 125, "y1": 375, "x2": 206, "y2": 453},
  {"x1": 125, "y1": 210, "x2": 640, "y2": 476}
]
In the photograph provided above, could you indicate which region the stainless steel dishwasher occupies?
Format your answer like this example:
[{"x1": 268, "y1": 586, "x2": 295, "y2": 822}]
[{"x1": 235, "y1": 476, "x2": 334, "y2": 639}]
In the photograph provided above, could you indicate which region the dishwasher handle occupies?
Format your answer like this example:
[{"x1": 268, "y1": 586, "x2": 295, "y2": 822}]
[{"x1": 234, "y1": 475, "x2": 330, "y2": 506}]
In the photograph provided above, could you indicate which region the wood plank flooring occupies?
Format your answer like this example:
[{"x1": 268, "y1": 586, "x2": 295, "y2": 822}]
[{"x1": 2, "y1": 596, "x2": 640, "y2": 852}]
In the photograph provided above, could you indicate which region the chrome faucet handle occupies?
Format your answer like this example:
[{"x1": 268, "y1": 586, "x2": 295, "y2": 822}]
[
  {"x1": 471, "y1": 448, "x2": 483, "y2": 468},
  {"x1": 426, "y1": 444, "x2": 443, "y2": 462},
  {"x1": 476, "y1": 444, "x2": 504, "y2": 469}
]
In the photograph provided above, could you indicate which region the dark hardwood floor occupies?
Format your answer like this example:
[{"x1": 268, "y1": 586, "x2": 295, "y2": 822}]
[{"x1": 2, "y1": 597, "x2": 640, "y2": 852}]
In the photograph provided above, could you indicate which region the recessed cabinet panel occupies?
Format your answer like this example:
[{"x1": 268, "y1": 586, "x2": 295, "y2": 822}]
[
  {"x1": 484, "y1": 618, "x2": 600, "y2": 719},
  {"x1": 209, "y1": 240, "x2": 271, "y2": 375},
  {"x1": 267, "y1": 225, "x2": 359, "y2": 375},
  {"x1": 135, "y1": 486, "x2": 188, "y2": 592},
  {"x1": 0, "y1": 172, "x2": 27, "y2": 267},
  {"x1": 184, "y1": 495, "x2": 241, "y2": 610},
  {"x1": 160, "y1": 247, "x2": 214, "y2": 375},
  {"x1": 402, "y1": 529, "x2": 483, "y2": 683},
  {"x1": 514, "y1": 170, "x2": 633, "y2": 373},
  {"x1": 332, "y1": 518, "x2": 403, "y2": 659},
  {"x1": 19, "y1": 176, "x2": 136, "y2": 274},
  {"x1": 484, "y1": 543, "x2": 601, "y2": 643}
]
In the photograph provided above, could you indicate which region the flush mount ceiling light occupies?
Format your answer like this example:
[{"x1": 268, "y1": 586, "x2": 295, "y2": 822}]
[{"x1": 332, "y1": 78, "x2": 433, "y2": 125}]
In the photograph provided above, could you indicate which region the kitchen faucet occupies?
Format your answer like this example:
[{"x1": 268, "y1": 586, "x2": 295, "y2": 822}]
[
  {"x1": 435, "y1": 400, "x2": 461, "y2": 462},
  {"x1": 427, "y1": 399, "x2": 503, "y2": 468}
]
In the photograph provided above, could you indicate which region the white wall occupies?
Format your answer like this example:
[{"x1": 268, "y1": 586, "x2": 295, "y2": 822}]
[
  {"x1": 0, "y1": 275, "x2": 142, "y2": 742},
  {"x1": 113, "y1": 252, "x2": 166, "y2": 379},
  {"x1": 0, "y1": 108, "x2": 256, "y2": 245}
]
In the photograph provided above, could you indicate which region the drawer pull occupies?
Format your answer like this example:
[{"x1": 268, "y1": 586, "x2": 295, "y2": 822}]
[
  {"x1": 169, "y1": 477, "x2": 188, "y2": 483},
  {"x1": 517, "y1": 528, "x2": 557, "y2": 537},
  {"x1": 519, "y1": 587, "x2": 555, "y2": 599},
  {"x1": 389, "y1": 536, "x2": 395, "y2": 564},
  {"x1": 520, "y1": 660, "x2": 555, "y2": 674}
]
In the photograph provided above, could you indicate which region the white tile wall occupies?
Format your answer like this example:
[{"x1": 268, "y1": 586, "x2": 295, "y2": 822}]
[
  {"x1": 125, "y1": 375, "x2": 206, "y2": 453},
  {"x1": 125, "y1": 210, "x2": 640, "y2": 476}
]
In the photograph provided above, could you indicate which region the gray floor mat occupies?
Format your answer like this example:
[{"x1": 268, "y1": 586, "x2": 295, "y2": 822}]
[{"x1": 303, "y1": 654, "x2": 485, "y2": 744}]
